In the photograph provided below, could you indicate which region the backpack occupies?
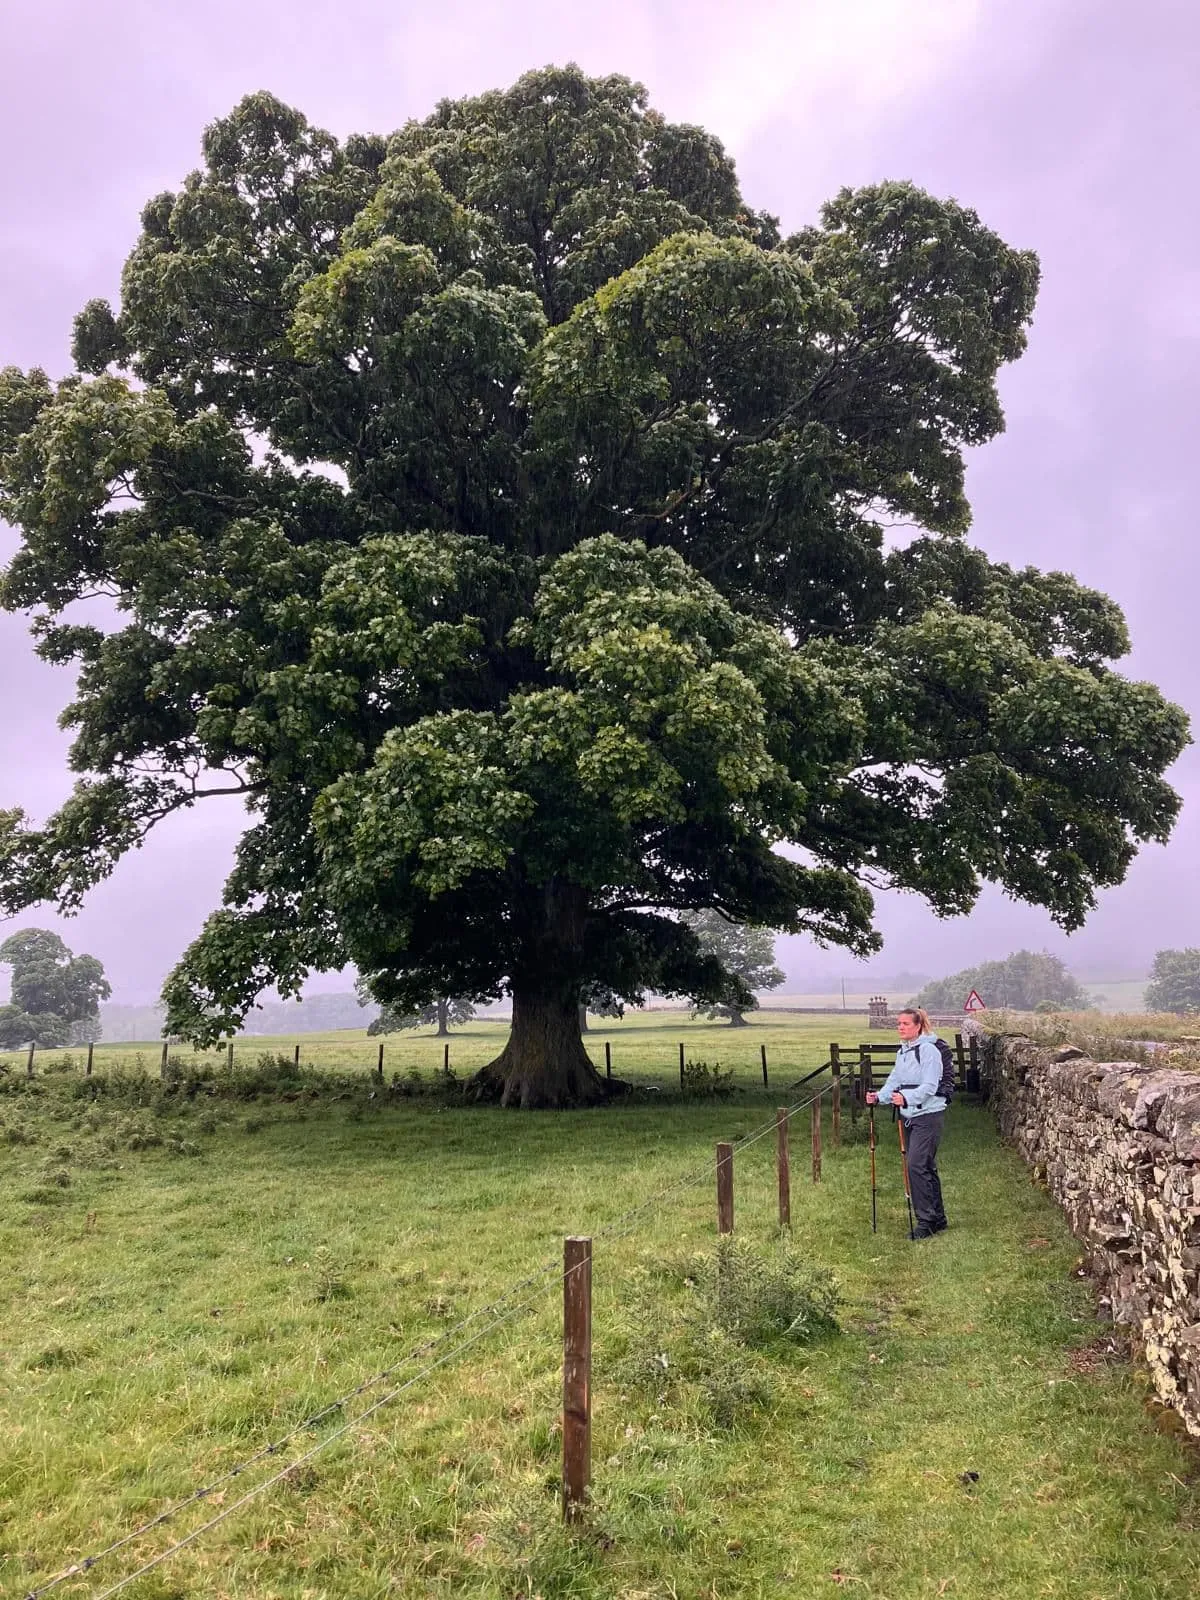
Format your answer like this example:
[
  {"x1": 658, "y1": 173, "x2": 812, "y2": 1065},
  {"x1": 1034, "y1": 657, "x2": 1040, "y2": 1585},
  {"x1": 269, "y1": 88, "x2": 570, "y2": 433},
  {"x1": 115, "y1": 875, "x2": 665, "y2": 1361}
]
[{"x1": 932, "y1": 1036, "x2": 956, "y2": 1103}]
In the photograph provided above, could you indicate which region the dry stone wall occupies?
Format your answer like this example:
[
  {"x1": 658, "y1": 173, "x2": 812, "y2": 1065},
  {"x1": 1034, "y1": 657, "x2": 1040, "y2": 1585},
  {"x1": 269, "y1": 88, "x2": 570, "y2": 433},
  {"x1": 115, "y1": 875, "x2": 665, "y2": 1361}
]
[{"x1": 985, "y1": 1034, "x2": 1200, "y2": 1436}]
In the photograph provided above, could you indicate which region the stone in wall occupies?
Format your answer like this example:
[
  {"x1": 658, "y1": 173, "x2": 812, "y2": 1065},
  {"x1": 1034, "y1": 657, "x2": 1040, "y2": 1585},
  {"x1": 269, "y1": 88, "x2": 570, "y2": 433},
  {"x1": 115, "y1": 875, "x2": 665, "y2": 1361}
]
[{"x1": 984, "y1": 1035, "x2": 1200, "y2": 1437}]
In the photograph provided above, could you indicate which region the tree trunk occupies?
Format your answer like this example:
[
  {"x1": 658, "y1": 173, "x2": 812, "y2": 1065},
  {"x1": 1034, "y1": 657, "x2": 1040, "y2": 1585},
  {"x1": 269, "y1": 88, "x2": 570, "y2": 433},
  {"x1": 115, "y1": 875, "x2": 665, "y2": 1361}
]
[
  {"x1": 471, "y1": 987, "x2": 613, "y2": 1108},
  {"x1": 726, "y1": 1008, "x2": 749, "y2": 1027},
  {"x1": 578, "y1": 1002, "x2": 589, "y2": 1034},
  {"x1": 436, "y1": 998, "x2": 450, "y2": 1038}
]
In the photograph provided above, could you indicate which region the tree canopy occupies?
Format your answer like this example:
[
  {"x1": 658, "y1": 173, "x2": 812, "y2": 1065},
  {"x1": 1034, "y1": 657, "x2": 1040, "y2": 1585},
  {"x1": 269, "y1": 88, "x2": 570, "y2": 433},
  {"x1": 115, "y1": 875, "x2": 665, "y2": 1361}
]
[
  {"x1": 0, "y1": 927, "x2": 110, "y2": 1047},
  {"x1": 1144, "y1": 949, "x2": 1200, "y2": 1015},
  {"x1": 916, "y1": 949, "x2": 1091, "y2": 1014},
  {"x1": 687, "y1": 909, "x2": 784, "y2": 1024},
  {"x1": 0, "y1": 67, "x2": 1188, "y2": 1104}
]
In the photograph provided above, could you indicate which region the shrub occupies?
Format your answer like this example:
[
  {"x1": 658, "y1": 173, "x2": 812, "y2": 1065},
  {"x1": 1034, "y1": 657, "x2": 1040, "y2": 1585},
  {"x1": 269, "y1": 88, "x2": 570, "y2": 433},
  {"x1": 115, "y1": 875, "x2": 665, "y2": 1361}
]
[
  {"x1": 698, "y1": 1236, "x2": 841, "y2": 1344},
  {"x1": 681, "y1": 1057, "x2": 735, "y2": 1097},
  {"x1": 312, "y1": 1245, "x2": 351, "y2": 1303},
  {"x1": 611, "y1": 1238, "x2": 839, "y2": 1428}
]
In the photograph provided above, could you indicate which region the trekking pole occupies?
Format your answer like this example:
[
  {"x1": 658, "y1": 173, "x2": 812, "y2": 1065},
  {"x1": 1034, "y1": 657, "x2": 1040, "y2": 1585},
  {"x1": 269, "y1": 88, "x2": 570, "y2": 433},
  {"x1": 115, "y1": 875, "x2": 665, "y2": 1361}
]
[
  {"x1": 896, "y1": 1115, "x2": 915, "y2": 1236},
  {"x1": 869, "y1": 1103, "x2": 877, "y2": 1234}
]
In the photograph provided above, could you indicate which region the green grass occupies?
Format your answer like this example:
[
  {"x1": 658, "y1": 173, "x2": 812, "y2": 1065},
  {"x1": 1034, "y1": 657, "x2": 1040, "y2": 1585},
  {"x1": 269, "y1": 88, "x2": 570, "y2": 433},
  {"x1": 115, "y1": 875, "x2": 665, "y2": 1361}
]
[
  {"x1": 976, "y1": 1009, "x2": 1200, "y2": 1067},
  {"x1": 0, "y1": 1007, "x2": 859, "y2": 1089},
  {"x1": 1, "y1": 1014, "x2": 1198, "y2": 1598}
]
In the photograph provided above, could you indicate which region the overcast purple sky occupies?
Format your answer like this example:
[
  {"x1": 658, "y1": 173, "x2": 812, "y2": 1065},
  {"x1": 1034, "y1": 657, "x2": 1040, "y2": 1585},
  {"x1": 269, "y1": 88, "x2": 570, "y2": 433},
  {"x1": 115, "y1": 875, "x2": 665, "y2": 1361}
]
[{"x1": 1, "y1": 0, "x2": 1196, "y2": 1000}]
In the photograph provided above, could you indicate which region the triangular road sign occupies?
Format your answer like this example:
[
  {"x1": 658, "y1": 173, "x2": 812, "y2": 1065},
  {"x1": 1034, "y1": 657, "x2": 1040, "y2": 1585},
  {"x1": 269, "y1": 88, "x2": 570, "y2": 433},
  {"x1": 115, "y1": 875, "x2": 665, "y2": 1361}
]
[{"x1": 963, "y1": 988, "x2": 986, "y2": 1011}]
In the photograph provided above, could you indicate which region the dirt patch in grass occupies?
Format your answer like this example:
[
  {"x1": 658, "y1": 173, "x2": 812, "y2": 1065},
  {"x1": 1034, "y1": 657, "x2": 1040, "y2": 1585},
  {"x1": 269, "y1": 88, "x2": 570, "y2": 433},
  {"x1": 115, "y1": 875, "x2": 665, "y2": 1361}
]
[{"x1": 1065, "y1": 1331, "x2": 1130, "y2": 1376}]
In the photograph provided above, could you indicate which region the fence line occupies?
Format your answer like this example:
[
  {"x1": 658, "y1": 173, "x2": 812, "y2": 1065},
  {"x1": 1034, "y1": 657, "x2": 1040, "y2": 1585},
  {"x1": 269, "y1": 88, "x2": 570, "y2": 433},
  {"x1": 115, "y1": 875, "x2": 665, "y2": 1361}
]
[
  {"x1": 4, "y1": 1033, "x2": 981, "y2": 1105},
  {"x1": 21, "y1": 1077, "x2": 836, "y2": 1600}
]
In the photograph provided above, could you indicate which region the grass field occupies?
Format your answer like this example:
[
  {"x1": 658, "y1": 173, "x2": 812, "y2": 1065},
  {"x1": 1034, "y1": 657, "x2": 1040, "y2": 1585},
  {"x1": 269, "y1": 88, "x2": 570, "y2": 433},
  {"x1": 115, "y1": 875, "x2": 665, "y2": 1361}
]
[
  {"x1": 2, "y1": 1013, "x2": 1199, "y2": 1599},
  {"x1": 0, "y1": 1009, "x2": 858, "y2": 1093},
  {"x1": 1079, "y1": 979, "x2": 1149, "y2": 1012}
]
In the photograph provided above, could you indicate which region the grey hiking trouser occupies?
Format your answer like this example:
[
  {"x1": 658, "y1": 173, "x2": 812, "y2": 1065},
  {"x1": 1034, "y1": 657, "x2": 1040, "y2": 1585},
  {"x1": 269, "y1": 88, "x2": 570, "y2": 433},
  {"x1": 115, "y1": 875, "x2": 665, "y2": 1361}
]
[{"x1": 904, "y1": 1111, "x2": 947, "y2": 1231}]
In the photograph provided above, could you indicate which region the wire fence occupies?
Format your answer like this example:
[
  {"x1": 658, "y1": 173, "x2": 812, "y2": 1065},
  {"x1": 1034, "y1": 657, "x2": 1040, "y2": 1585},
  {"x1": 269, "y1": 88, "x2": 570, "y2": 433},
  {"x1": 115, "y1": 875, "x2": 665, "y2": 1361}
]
[
  {"x1": 0, "y1": 1025, "x2": 856, "y2": 1097},
  {"x1": 19, "y1": 1075, "x2": 839, "y2": 1600}
]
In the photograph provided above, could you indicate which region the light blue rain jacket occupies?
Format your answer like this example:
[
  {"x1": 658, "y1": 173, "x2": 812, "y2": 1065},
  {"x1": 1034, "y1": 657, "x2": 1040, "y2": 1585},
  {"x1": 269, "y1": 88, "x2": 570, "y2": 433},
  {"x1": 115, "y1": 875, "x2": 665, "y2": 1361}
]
[{"x1": 874, "y1": 1034, "x2": 947, "y2": 1121}]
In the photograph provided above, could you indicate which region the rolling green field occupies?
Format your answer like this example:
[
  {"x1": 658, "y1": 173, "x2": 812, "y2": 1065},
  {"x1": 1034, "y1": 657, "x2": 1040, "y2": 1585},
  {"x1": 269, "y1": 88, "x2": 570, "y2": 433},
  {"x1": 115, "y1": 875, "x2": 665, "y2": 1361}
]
[{"x1": 2, "y1": 1012, "x2": 1198, "y2": 1599}]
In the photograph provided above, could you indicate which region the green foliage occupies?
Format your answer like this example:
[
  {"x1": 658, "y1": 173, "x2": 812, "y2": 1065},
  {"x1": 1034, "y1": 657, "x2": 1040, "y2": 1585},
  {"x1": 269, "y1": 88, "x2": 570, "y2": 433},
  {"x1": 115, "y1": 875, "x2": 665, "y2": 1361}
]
[
  {"x1": 680, "y1": 1056, "x2": 735, "y2": 1096},
  {"x1": 580, "y1": 982, "x2": 624, "y2": 1022},
  {"x1": 0, "y1": 1008, "x2": 69, "y2": 1049},
  {"x1": 699, "y1": 1235, "x2": 842, "y2": 1345},
  {"x1": 311, "y1": 1244, "x2": 351, "y2": 1303},
  {"x1": 686, "y1": 908, "x2": 784, "y2": 1022},
  {"x1": 918, "y1": 949, "x2": 1091, "y2": 1013},
  {"x1": 614, "y1": 1236, "x2": 839, "y2": 1426},
  {"x1": 1144, "y1": 948, "x2": 1200, "y2": 1015},
  {"x1": 0, "y1": 928, "x2": 110, "y2": 1045},
  {"x1": 367, "y1": 996, "x2": 477, "y2": 1035},
  {"x1": 0, "y1": 69, "x2": 1189, "y2": 1104}
]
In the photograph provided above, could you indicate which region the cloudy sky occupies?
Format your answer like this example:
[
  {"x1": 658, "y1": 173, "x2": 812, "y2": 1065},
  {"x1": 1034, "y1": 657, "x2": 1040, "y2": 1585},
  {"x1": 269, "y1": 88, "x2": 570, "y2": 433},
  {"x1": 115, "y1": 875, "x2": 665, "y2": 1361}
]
[{"x1": 1, "y1": 0, "x2": 1196, "y2": 1000}]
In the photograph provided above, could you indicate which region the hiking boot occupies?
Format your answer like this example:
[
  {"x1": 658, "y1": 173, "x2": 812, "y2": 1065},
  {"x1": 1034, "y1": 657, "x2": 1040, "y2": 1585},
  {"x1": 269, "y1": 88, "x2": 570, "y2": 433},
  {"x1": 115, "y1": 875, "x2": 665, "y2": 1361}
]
[
  {"x1": 908, "y1": 1225, "x2": 935, "y2": 1240},
  {"x1": 931, "y1": 1219, "x2": 949, "y2": 1234}
]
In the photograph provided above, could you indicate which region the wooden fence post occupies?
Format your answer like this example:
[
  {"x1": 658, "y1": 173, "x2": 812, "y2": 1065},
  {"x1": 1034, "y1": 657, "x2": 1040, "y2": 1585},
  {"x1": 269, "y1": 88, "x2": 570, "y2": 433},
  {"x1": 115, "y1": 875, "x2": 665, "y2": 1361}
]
[
  {"x1": 776, "y1": 1108, "x2": 791, "y2": 1228},
  {"x1": 967, "y1": 1034, "x2": 981, "y2": 1094},
  {"x1": 86, "y1": 1041, "x2": 94, "y2": 1078},
  {"x1": 831, "y1": 1055, "x2": 841, "y2": 1147},
  {"x1": 760, "y1": 1043, "x2": 769, "y2": 1087},
  {"x1": 679, "y1": 1041, "x2": 686, "y2": 1090},
  {"x1": 954, "y1": 1032, "x2": 966, "y2": 1087},
  {"x1": 26, "y1": 1041, "x2": 35, "y2": 1079},
  {"x1": 859, "y1": 1046, "x2": 872, "y2": 1109},
  {"x1": 227, "y1": 1040, "x2": 234, "y2": 1072},
  {"x1": 294, "y1": 1043, "x2": 301, "y2": 1068},
  {"x1": 376, "y1": 1041, "x2": 385, "y2": 1082},
  {"x1": 443, "y1": 1041, "x2": 450, "y2": 1075},
  {"x1": 811, "y1": 1093, "x2": 822, "y2": 1183},
  {"x1": 716, "y1": 1142, "x2": 734, "y2": 1235},
  {"x1": 562, "y1": 1236, "x2": 592, "y2": 1522},
  {"x1": 604, "y1": 1040, "x2": 612, "y2": 1081},
  {"x1": 160, "y1": 1040, "x2": 169, "y2": 1080}
]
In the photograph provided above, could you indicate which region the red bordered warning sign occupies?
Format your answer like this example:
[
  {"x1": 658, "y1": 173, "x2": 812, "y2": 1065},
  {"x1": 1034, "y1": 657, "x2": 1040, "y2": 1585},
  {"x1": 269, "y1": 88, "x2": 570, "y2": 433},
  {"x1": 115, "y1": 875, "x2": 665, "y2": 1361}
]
[{"x1": 963, "y1": 988, "x2": 986, "y2": 1011}]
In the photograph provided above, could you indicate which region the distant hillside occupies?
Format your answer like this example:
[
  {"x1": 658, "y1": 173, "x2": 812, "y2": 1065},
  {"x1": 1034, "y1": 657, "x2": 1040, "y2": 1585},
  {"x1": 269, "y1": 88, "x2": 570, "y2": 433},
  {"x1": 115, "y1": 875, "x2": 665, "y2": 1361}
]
[
  {"x1": 100, "y1": 990, "x2": 375, "y2": 1042},
  {"x1": 1080, "y1": 978, "x2": 1147, "y2": 1013}
]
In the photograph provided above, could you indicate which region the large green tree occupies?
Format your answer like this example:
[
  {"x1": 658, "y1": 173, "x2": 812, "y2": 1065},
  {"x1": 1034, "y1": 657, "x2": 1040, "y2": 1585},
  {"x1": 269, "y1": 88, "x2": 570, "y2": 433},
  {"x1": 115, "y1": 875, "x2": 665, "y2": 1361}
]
[
  {"x1": 1144, "y1": 949, "x2": 1200, "y2": 1015},
  {"x1": 0, "y1": 69, "x2": 1188, "y2": 1105},
  {"x1": 917, "y1": 950, "x2": 1090, "y2": 1013},
  {"x1": 0, "y1": 927, "x2": 110, "y2": 1046}
]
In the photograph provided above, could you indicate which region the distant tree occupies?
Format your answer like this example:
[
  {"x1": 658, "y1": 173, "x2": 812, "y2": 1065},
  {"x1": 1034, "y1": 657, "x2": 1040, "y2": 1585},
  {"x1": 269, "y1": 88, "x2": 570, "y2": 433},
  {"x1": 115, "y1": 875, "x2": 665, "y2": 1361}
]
[
  {"x1": 368, "y1": 996, "x2": 476, "y2": 1037},
  {"x1": 1144, "y1": 949, "x2": 1200, "y2": 1015},
  {"x1": 687, "y1": 910, "x2": 784, "y2": 1025},
  {"x1": 0, "y1": 1008, "x2": 70, "y2": 1049},
  {"x1": 0, "y1": 927, "x2": 110, "y2": 1045},
  {"x1": 917, "y1": 950, "x2": 1090, "y2": 1013}
]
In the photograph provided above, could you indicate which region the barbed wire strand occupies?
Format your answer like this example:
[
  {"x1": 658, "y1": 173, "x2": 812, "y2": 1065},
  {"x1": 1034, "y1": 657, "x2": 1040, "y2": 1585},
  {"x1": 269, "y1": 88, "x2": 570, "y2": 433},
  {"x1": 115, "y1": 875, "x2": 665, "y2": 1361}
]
[
  {"x1": 81, "y1": 1265, "x2": 589, "y2": 1600},
  {"x1": 23, "y1": 1073, "x2": 836, "y2": 1600}
]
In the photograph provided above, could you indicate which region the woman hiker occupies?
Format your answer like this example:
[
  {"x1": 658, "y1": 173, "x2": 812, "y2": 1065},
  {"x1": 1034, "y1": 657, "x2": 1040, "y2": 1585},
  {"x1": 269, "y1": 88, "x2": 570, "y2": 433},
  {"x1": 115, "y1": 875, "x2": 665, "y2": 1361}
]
[{"x1": 866, "y1": 1006, "x2": 949, "y2": 1239}]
